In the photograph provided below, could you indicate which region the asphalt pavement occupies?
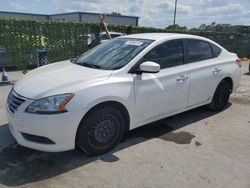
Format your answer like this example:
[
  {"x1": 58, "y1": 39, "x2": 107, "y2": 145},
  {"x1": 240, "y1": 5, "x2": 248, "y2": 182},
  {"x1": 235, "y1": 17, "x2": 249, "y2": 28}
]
[{"x1": 0, "y1": 63, "x2": 249, "y2": 188}]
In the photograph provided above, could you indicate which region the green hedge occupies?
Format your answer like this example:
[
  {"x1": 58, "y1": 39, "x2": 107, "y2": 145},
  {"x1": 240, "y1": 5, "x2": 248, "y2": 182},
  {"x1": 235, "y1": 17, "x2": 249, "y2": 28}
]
[{"x1": 0, "y1": 18, "x2": 249, "y2": 70}]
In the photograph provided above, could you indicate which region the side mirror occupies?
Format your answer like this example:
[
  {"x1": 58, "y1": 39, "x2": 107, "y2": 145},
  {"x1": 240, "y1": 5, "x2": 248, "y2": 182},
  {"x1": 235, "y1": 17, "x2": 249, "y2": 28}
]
[{"x1": 138, "y1": 61, "x2": 160, "y2": 73}]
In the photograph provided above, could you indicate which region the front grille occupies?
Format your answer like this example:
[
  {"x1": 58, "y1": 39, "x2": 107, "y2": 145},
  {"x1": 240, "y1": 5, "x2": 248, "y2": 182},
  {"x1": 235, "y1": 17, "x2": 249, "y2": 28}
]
[{"x1": 7, "y1": 90, "x2": 26, "y2": 113}]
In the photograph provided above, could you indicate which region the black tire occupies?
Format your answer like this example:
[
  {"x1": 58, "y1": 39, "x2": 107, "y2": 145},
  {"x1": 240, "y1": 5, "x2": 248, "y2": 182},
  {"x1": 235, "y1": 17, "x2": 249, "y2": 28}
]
[
  {"x1": 76, "y1": 106, "x2": 126, "y2": 156},
  {"x1": 38, "y1": 54, "x2": 49, "y2": 66},
  {"x1": 207, "y1": 80, "x2": 231, "y2": 111}
]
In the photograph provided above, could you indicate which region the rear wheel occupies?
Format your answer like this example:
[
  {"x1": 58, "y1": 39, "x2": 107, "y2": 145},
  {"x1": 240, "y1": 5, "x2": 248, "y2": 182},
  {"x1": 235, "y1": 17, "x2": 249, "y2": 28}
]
[
  {"x1": 76, "y1": 106, "x2": 126, "y2": 156},
  {"x1": 207, "y1": 80, "x2": 231, "y2": 111}
]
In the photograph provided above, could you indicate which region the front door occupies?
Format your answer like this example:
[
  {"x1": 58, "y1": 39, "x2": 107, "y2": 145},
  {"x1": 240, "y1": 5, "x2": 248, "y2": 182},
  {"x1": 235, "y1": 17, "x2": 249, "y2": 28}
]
[{"x1": 134, "y1": 40, "x2": 190, "y2": 123}]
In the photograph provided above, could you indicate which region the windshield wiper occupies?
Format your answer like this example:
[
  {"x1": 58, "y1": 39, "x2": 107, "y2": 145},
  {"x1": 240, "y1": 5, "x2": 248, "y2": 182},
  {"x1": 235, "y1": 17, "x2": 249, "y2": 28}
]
[{"x1": 79, "y1": 62, "x2": 101, "y2": 69}]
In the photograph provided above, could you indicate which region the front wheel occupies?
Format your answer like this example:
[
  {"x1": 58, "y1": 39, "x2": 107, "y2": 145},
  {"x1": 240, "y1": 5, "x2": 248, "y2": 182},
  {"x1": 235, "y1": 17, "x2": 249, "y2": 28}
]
[
  {"x1": 38, "y1": 54, "x2": 49, "y2": 66},
  {"x1": 207, "y1": 80, "x2": 231, "y2": 111},
  {"x1": 76, "y1": 106, "x2": 126, "y2": 156}
]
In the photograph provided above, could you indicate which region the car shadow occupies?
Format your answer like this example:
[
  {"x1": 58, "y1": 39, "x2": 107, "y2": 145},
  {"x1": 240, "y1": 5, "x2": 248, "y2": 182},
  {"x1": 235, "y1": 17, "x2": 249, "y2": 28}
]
[
  {"x1": 243, "y1": 72, "x2": 250, "y2": 76},
  {"x1": 0, "y1": 103, "x2": 231, "y2": 186},
  {"x1": 0, "y1": 124, "x2": 16, "y2": 150}
]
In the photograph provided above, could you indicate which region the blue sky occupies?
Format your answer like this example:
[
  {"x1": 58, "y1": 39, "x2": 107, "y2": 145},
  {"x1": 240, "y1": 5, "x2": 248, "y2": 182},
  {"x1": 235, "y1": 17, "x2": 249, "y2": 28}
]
[{"x1": 0, "y1": 0, "x2": 249, "y2": 28}]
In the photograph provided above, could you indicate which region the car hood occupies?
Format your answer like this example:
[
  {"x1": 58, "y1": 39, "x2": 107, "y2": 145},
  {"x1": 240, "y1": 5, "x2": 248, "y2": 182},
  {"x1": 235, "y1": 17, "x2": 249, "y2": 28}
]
[{"x1": 14, "y1": 60, "x2": 113, "y2": 99}]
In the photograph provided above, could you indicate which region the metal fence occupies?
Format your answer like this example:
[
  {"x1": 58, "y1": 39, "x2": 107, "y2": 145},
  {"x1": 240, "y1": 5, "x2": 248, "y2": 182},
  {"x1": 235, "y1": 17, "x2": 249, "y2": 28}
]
[
  {"x1": 0, "y1": 18, "x2": 250, "y2": 84},
  {"x1": 0, "y1": 47, "x2": 42, "y2": 84}
]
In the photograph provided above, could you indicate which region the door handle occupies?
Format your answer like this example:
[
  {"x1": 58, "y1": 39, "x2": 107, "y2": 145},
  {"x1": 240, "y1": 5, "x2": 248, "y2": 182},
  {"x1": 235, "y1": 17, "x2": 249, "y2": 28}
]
[
  {"x1": 213, "y1": 68, "x2": 222, "y2": 74},
  {"x1": 176, "y1": 75, "x2": 189, "y2": 82}
]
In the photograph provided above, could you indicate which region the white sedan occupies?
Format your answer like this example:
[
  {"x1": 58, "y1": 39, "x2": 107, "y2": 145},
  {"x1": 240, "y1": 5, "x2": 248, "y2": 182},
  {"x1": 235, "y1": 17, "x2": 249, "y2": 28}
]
[{"x1": 6, "y1": 33, "x2": 241, "y2": 155}]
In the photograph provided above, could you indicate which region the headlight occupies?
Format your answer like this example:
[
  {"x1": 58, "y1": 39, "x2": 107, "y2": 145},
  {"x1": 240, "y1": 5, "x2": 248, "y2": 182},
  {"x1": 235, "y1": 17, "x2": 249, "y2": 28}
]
[{"x1": 26, "y1": 94, "x2": 74, "y2": 114}]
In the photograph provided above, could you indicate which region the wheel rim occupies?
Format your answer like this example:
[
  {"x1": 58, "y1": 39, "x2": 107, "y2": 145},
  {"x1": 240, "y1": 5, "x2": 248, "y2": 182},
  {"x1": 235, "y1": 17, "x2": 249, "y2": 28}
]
[
  {"x1": 40, "y1": 56, "x2": 48, "y2": 66},
  {"x1": 88, "y1": 114, "x2": 119, "y2": 149}
]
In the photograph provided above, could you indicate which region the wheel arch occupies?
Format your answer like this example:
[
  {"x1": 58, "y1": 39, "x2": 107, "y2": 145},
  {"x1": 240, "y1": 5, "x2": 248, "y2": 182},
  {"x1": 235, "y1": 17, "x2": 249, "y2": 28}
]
[
  {"x1": 221, "y1": 76, "x2": 233, "y2": 93},
  {"x1": 76, "y1": 100, "x2": 130, "y2": 137},
  {"x1": 209, "y1": 76, "x2": 234, "y2": 104}
]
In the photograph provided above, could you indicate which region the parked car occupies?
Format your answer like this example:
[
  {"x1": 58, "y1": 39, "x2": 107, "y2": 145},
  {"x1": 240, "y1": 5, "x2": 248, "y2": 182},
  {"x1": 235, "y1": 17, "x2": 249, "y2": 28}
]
[
  {"x1": 86, "y1": 31, "x2": 124, "y2": 49},
  {"x1": 99, "y1": 31, "x2": 124, "y2": 43},
  {"x1": 6, "y1": 33, "x2": 241, "y2": 156},
  {"x1": 16, "y1": 34, "x2": 49, "y2": 67},
  {"x1": 0, "y1": 35, "x2": 49, "y2": 70},
  {"x1": 86, "y1": 31, "x2": 124, "y2": 48}
]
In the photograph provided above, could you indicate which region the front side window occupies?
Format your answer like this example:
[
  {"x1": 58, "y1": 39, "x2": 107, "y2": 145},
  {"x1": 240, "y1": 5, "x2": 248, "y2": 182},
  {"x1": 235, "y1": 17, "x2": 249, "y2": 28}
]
[
  {"x1": 74, "y1": 38, "x2": 153, "y2": 70},
  {"x1": 141, "y1": 40, "x2": 184, "y2": 69},
  {"x1": 187, "y1": 39, "x2": 213, "y2": 62}
]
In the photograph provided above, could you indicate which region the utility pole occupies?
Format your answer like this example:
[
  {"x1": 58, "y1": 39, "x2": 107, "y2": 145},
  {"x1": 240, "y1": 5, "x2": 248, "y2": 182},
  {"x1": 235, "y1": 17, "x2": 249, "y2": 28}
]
[{"x1": 173, "y1": 0, "x2": 177, "y2": 25}]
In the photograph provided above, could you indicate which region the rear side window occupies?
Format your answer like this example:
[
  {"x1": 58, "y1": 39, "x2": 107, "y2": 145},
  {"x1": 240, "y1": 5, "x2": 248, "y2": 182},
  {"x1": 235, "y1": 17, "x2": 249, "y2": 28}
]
[
  {"x1": 211, "y1": 43, "x2": 222, "y2": 57},
  {"x1": 186, "y1": 40, "x2": 213, "y2": 62},
  {"x1": 142, "y1": 40, "x2": 184, "y2": 69}
]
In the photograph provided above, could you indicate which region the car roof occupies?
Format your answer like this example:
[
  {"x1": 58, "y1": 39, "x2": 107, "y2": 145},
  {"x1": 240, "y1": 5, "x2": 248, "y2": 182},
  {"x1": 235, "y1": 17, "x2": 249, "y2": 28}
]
[{"x1": 121, "y1": 33, "x2": 209, "y2": 41}]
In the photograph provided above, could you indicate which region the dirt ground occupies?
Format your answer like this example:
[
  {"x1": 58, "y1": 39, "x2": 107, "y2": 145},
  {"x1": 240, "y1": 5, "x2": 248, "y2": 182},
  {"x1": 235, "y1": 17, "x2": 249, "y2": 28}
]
[{"x1": 0, "y1": 62, "x2": 249, "y2": 188}]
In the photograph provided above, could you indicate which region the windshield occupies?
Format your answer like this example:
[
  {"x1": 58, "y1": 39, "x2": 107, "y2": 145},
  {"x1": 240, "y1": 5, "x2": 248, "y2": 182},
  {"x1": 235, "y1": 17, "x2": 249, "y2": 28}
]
[{"x1": 75, "y1": 38, "x2": 153, "y2": 70}]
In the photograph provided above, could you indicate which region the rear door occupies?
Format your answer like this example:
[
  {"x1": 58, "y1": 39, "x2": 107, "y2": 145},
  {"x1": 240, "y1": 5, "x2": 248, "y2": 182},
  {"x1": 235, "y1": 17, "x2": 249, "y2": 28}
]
[{"x1": 185, "y1": 39, "x2": 223, "y2": 107}]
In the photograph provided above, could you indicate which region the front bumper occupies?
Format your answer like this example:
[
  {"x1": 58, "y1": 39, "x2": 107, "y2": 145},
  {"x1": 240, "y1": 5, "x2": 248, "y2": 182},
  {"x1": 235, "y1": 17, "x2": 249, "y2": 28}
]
[{"x1": 6, "y1": 97, "x2": 83, "y2": 152}]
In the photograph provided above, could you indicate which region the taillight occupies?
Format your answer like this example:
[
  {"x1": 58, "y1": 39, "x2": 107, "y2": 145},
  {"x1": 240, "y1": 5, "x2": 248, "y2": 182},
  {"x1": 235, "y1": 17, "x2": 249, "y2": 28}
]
[{"x1": 236, "y1": 58, "x2": 242, "y2": 68}]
